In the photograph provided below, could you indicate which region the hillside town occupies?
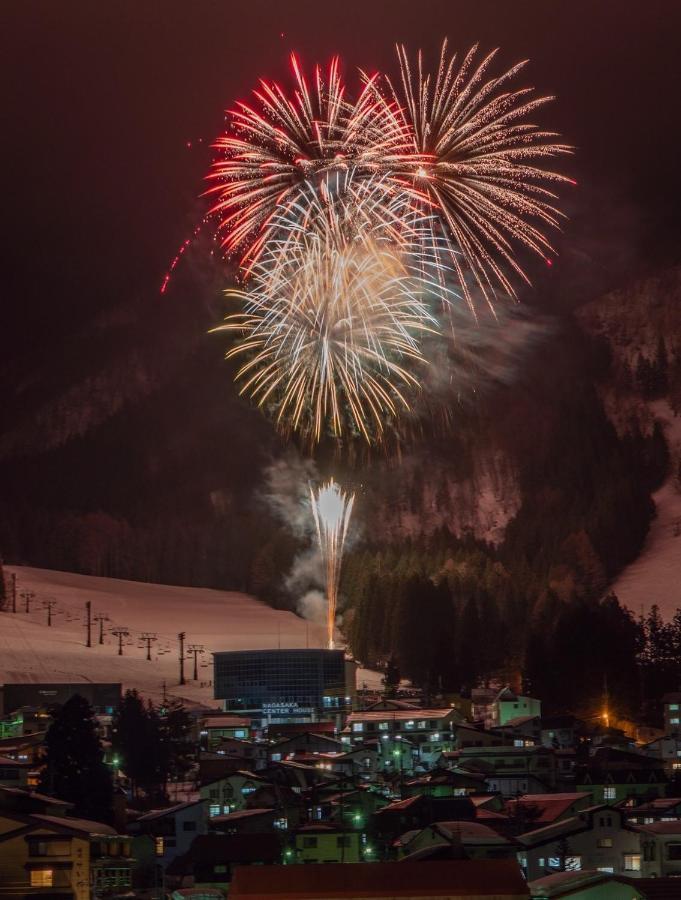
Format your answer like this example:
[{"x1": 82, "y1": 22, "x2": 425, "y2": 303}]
[{"x1": 2, "y1": 655, "x2": 681, "y2": 900}]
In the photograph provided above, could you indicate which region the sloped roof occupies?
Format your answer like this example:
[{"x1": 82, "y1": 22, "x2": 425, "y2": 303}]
[
  {"x1": 31, "y1": 814, "x2": 117, "y2": 836},
  {"x1": 469, "y1": 794, "x2": 502, "y2": 809},
  {"x1": 208, "y1": 807, "x2": 273, "y2": 823},
  {"x1": 498, "y1": 716, "x2": 540, "y2": 729},
  {"x1": 230, "y1": 859, "x2": 530, "y2": 898},
  {"x1": 632, "y1": 820, "x2": 681, "y2": 835},
  {"x1": 202, "y1": 716, "x2": 251, "y2": 729},
  {"x1": 374, "y1": 795, "x2": 421, "y2": 814},
  {"x1": 364, "y1": 699, "x2": 421, "y2": 710},
  {"x1": 136, "y1": 799, "x2": 205, "y2": 821},
  {"x1": 0, "y1": 786, "x2": 72, "y2": 807},
  {"x1": 629, "y1": 796, "x2": 681, "y2": 812},
  {"x1": 344, "y1": 708, "x2": 461, "y2": 724},
  {"x1": 433, "y1": 820, "x2": 512, "y2": 845},
  {"x1": 517, "y1": 805, "x2": 616, "y2": 848},
  {"x1": 506, "y1": 793, "x2": 593, "y2": 826},
  {"x1": 476, "y1": 808, "x2": 510, "y2": 823},
  {"x1": 528, "y1": 869, "x2": 632, "y2": 897}
]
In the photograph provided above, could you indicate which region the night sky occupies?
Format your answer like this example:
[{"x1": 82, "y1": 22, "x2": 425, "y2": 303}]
[{"x1": 3, "y1": 0, "x2": 681, "y2": 365}]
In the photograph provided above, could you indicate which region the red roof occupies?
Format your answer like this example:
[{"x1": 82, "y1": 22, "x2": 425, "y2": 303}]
[
  {"x1": 230, "y1": 859, "x2": 530, "y2": 898},
  {"x1": 506, "y1": 792, "x2": 592, "y2": 825},
  {"x1": 374, "y1": 795, "x2": 421, "y2": 813},
  {"x1": 633, "y1": 820, "x2": 681, "y2": 835}
]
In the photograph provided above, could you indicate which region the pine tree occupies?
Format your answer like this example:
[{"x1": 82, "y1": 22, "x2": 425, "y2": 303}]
[
  {"x1": 112, "y1": 689, "x2": 164, "y2": 799},
  {"x1": 159, "y1": 699, "x2": 194, "y2": 785},
  {"x1": 40, "y1": 695, "x2": 113, "y2": 822},
  {"x1": 383, "y1": 656, "x2": 400, "y2": 699}
]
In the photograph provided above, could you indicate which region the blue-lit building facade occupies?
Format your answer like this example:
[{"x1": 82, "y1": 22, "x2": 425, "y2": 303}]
[{"x1": 212, "y1": 649, "x2": 357, "y2": 725}]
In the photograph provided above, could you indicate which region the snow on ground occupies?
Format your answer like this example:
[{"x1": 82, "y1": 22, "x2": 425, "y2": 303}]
[
  {"x1": 610, "y1": 401, "x2": 681, "y2": 619},
  {"x1": 0, "y1": 566, "x2": 382, "y2": 706}
]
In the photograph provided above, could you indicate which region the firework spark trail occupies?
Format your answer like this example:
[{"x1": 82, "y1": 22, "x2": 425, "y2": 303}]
[
  {"x1": 309, "y1": 479, "x2": 355, "y2": 649},
  {"x1": 214, "y1": 172, "x2": 456, "y2": 446},
  {"x1": 206, "y1": 43, "x2": 572, "y2": 445},
  {"x1": 206, "y1": 54, "x2": 411, "y2": 273},
  {"x1": 387, "y1": 39, "x2": 574, "y2": 312}
]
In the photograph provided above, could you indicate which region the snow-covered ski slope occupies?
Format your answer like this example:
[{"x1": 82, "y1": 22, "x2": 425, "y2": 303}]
[
  {"x1": 0, "y1": 566, "x2": 379, "y2": 707},
  {"x1": 610, "y1": 401, "x2": 681, "y2": 619}
]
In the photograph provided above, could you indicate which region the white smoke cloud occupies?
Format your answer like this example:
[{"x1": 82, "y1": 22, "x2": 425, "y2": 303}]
[{"x1": 260, "y1": 452, "x2": 318, "y2": 537}]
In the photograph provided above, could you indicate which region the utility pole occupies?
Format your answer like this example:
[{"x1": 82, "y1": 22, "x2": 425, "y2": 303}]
[
  {"x1": 111, "y1": 627, "x2": 129, "y2": 656},
  {"x1": 10, "y1": 574, "x2": 16, "y2": 613},
  {"x1": 94, "y1": 613, "x2": 109, "y2": 644},
  {"x1": 20, "y1": 590, "x2": 35, "y2": 614},
  {"x1": 187, "y1": 644, "x2": 204, "y2": 680},
  {"x1": 85, "y1": 601, "x2": 92, "y2": 647},
  {"x1": 178, "y1": 633, "x2": 186, "y2": 685},
  {"x1": 140, "y1": 632, "x2": 158, "y2": 661},
  {"x1": 42, "y1": 598, "x2": 57, "y2": 626}
]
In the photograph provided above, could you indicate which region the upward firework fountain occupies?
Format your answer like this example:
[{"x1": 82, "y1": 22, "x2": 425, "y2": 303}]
[{"x1": 310, "y1": 479, "x2": 355, "y2": 650}]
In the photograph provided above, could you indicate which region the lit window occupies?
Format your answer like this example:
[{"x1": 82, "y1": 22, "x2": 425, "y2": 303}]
[
  {"x1": 154, "y1": 837, "x2": 164, "y2": 856},
  {"x1": 670, "y1": 704, "x2": 679, "y2": 711},
  {"x1": 565, "y1": 856, "x2": 581, "y2": 870},
  {"x1": 417, "y1": 720, "x2": 427, "y2": 729},
  {"x1": 671, "y1": 718, "x2": 680, "y2": 725},
  {"x1": 603, "y1": 786, "x2": 617, "y2": 801},
  {"x1": 598, "y1": 838, "x2": 613, "y2": 848},
  {"x1": 378, "y1": 722, "x2": 389, "y2": 731},
  {"x1": 274, "y1": 817, "x2": 288, "y2": 830},
  {"x1": 209, "y1": 804, "x2": 221, "y2": 817},
  {"x1": 548, "y1": 858, "x2": 561, "y2": 869},
  {"x1": 30, "y1": 870, "x2": 53, "y2": 887},
  {"x1": 234, "y1": 729, "x2": 246, "y2": 739},
  {"x1": 623, "y1": 854, "x2": 641, "y2": 871},
  {"x1": 405, "y1": 721, "x2": 415, "y2": 729},
  {"x1": 597, "y1": 867, "x2": 614, "y2": 873},
  {"x1": 271, "y1": 753, "x2": 281, "y2": 761},
  {"x1": 538, "y1": 858, "x2": 545, "y2": 867},
  {"x1": 352, "y1": 723, "x2": 364, "y2": 733}
]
